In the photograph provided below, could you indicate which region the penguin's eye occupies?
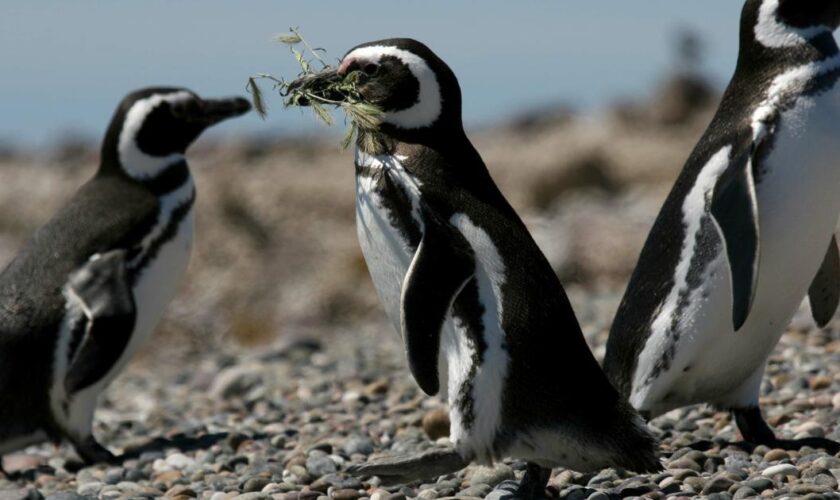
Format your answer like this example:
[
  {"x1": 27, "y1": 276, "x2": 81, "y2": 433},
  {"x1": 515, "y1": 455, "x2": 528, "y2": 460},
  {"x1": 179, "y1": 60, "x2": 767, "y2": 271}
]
[{"x1": 363, "y1": 63, "x2": 379, "y2": 76}]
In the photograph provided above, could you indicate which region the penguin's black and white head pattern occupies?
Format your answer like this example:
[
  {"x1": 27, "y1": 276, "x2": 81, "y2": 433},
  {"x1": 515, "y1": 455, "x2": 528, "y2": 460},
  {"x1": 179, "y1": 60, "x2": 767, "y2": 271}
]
[
  {"x1": 604, "y1": 0, "x2": 840, "y2": 454},
  {"x1": 336, "y1": 39, "x2": 460, "y2": 133},
  {"x1": 100, "y1": 87, "x2": 250, "y2": 180},
  {"x1": 0, "y1": 87, "x2": 249, "y2": 464},
  {"x1": 752, "y1": 0, "x2": 840, "y2": 48},
  {"x1": 291, "y1": 39, "x2": 661, "y2": 488}
]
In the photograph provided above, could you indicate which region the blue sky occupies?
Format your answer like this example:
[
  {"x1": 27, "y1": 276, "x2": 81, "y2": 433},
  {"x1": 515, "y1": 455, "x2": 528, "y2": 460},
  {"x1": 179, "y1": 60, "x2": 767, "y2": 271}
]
[{"x1": 1, "y1": 1, "x2": 743, "y2": 148}]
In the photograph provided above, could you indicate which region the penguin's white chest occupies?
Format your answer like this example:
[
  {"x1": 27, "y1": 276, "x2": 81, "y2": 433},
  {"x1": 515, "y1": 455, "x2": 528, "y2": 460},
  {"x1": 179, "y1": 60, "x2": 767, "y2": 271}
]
[
  {"x1": 126, "y1": 209, "x2": 194, "y2": 367},
  {"x1": 355, "y1": 163, "x2": 419, "y2": 332},
  {"x1": 354, "y1": 151, "x2": 511, "y2": 463},
  {"x1": 633, "y1": 86, "x2": 840, "y2": 413},
  {"x1": 122, "y1": 181, "x2": 196, "y2": 382}
]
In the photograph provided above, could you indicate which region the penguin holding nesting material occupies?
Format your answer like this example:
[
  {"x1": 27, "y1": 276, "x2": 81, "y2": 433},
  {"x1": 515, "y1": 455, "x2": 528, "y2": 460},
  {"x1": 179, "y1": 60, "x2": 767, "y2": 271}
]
[
  {"x1": 604, "y1": 0, "x2": 840, "y2": 452},
  {"x1": 0, "y1": 87, "x2": 250, "y2": 464},
  {"x1": 288, "y1": 38, "x2": 661, "y2": 497}
]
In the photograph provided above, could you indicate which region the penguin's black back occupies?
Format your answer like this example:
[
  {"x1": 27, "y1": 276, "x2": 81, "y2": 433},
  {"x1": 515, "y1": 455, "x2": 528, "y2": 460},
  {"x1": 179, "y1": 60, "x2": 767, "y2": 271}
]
[{"x1": 0, "y1": 173, "x2": 158, "y2": 429}]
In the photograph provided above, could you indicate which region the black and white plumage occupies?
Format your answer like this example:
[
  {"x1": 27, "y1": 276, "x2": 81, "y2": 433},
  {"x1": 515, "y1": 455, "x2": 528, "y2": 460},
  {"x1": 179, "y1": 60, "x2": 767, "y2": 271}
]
[
  {"x1": 0, "y1": 87, "x2": 250, "y2": 463},
  {"x1": 604, "y1": 0, "x2": 840, "y2": 451},
  {"x1": 290, "y1": 39, "x2": 661, "y2": 496}
]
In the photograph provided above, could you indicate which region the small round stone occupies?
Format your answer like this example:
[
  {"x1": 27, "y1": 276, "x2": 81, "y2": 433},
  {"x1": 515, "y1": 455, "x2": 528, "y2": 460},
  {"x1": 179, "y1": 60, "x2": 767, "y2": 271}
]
[{"x1": 421, "y1": 409, "x2": 450, "y2": 440}]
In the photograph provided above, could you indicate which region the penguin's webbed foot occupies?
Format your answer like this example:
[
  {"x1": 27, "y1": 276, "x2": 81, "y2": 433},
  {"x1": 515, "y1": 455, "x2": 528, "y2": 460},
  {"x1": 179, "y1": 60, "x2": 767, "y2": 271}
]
[
  {"x1": 72, "y1": 435, "x2": 116, "y2": 465},
  {"x1": 763, "y1": 437, "x2": 840, "y2": 455},
  {"x1": 733, "y1": 406, "x2": 840, "y2": 454},
  {"x1": 486, "y1": 463, "x2": 551, "y2": 500},
  {"x1": 345, "y1": 447, "x2": 468, "y2": 486}
]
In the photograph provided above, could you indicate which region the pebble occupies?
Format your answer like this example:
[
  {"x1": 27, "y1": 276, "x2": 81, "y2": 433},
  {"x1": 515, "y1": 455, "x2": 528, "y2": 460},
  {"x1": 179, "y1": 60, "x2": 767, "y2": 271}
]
[
  {"x1": 763, "y1": 448, "x2": 789, "y2": 462},
  {"x1": 421, "y1": 409, "x2": 450, "y2": 440},
  {"x1": 77, "y1": 481, "x2": 104, "y2": 496},
  {"x1": 329, "y1": 489, "x2": 360, "y2": 500},
  {"x1": 242, "y1": 477, "x2": 271, "y2": 492},
  {"x1": 165, "y1": 453, "x2": 197, "y2": 470},
  {"x1": 211, "y1": 366, "x2": 265, "y2": 400},
  {"x1": 762, "y1": 463, "x2": 799, "y2": 478},
  {"x1": 415, "y1": 490, "x2": 437, "y2": 500},
  {"x1": 342, "y1": 436, "x2": 374, "y2": 456},
  {"x1": 743, "y1": 477, "x2": 773, "y2": 492},
  {"x1": 305, "y1": 454, "x2": 337, "y2": 477},
  {"x1": 809, "y1": 375, "x2": 832, "y2": 390},
  {"x1": 458, "y1": 484, "x2": 491, "y2": 497},
  {"x1": 230, "y1": 494, "x2": 270, "y2": 500},
  {"x1": 701, "y1": 476, "x2": 735, "y2": 495},
  {"x1": 44, "y1": 494, "x2": 85, "y2": 500},
  {"x1": 732, "y1": 486, "x2": 757, "y2": 499},
  {"x1": 793, "y1": 421, "x2": 825, "y2": 437},
  {"x1": 468, "y1": 464, "x2": 515, "y2": 487},
  {"x1": 667, "y1": 457, "x2": 702, "y2": 472}
]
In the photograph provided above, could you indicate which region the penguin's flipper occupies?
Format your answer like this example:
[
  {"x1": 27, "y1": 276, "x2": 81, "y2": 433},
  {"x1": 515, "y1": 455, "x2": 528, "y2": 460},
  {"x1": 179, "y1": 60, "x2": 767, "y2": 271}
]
[
  {"x1": 710, "y1": 148, "x2": 760, "y2": 331},
  {"x1": 64, "y1": 249, "x2": 136, "y2": 394},
  {"x1": 400, "y1": 219, "x2": 474, "y2": 396},
  {"x1": 809, "y1": 235, "x2": 840, "y2": 328}
]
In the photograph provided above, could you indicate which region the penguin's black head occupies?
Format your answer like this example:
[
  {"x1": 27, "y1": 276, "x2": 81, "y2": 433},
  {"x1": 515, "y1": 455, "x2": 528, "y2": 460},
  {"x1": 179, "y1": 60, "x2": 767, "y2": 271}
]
[
  {"x1": 746, "y1": 0, "x2": 840, "y2": 50},
  {"x1": 101, "y1": 87, "x2": 251, "y2": 178},
  {"x1": 290, "y1": 39, "x2": 462, "y2": 138},
  {"x1": 777, "y1": 0, "x2": 840, "y2": 30}
]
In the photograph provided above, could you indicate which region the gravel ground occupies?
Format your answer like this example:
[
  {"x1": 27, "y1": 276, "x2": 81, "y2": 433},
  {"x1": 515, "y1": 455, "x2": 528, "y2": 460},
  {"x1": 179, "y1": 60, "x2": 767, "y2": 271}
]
[{"x1": 1, "y1": 290, "x2": 840, "y2": 500}]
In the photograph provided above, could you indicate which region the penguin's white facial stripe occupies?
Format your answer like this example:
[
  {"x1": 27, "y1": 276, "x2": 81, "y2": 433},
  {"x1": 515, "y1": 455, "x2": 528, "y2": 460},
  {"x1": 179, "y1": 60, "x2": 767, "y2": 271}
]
[
  {"x1": 752, "y1": 53, "x2": 840, "y2": 140},
  {"x1": 118, "y1": 91, "x2": 192, "y2": 179},
  {"x1": 449, "y1": 213, "x2": 509, "y2": 461},
  {"x1": 755, "y1": 0, "x2": 832, "y2": 48},
  {"x1": 631, "y1": 146, "x2": 733, "y2": 401},
  {"x1": 343, "y1": 45, "x2": 442, "y2": 129}
]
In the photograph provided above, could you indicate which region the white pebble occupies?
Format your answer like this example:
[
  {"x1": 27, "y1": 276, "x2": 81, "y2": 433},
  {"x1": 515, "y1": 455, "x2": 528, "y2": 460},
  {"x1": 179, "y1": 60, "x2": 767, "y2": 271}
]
[
  {"x1": 762, "y1": 463, "x2": 798, "y2": 477},
  {"x1": 165, "y1": 452, "x2": 196, "y2": 470},
  {"x1": 793, "y1": 421, "x2": 825, "y2": 437}
]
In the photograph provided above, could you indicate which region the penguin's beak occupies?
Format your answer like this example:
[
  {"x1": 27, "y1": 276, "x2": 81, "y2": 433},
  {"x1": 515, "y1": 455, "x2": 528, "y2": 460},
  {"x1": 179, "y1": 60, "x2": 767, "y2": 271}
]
[
  {"x1": 173, "y1": 96, "x2": 252, "y2": 127},
  {"x1": 285, "y1": 68, "x2": 346, "y2": 106}
]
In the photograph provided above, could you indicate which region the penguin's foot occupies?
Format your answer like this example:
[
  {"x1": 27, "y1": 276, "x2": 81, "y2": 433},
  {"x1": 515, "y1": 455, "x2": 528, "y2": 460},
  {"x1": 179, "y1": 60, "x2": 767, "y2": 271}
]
[
  {"x1": 345, "y1": 447, "x2": 468, "y2": 486},
  {"x1": 71, "y1": 435, "x2": 116, "y2": 464},
  {"x1": 760, "y1": 437, "x2": 840, "y2": 454},
  {"x1": 734, "y1": 406, "x2": 840, "y2": 454},
  {"x1": 486, "y1": 463, "x2": 551, "y2": 500}
]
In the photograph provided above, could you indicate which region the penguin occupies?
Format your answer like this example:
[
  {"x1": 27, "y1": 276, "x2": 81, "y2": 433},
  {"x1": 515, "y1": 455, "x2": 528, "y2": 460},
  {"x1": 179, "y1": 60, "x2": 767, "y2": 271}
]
[
  {"x1": 0, "y1": 87, "x2": 250, "y2": 465},
  {"x1": 604, "y1": 0, "x2": 840, "y2": 452},
  {"x1": 287, "y1": 39, "x2": 661, "y2": 497}
]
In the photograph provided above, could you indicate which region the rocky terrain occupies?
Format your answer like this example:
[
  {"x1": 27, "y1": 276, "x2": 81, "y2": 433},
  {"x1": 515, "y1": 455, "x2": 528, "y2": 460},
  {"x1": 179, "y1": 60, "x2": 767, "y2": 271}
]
[{"x1": 2, "y1": 75, "x2": 840, "y2": 498}]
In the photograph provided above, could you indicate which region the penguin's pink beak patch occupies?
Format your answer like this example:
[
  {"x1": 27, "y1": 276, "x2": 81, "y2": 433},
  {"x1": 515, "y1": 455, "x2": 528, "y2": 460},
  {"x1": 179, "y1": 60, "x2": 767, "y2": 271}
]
[
  {"x1": 338, "y1": 57, "x2": 375, "y2": 76},
  {"x1": 337, "y1": 58, "x2": 356, "y2": 76}
]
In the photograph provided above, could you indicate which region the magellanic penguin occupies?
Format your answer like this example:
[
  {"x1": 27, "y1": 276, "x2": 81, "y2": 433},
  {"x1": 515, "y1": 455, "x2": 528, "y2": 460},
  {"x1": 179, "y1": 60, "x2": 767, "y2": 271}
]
[
  {"x1": 0, "y1": 88, "x2": 250, "y2": 465},
  {"x1": 604, "y1": 0, "x2": 840, "y2": 452},
  {"x1": 288, "y1": 39, "x2": 661, "y2": 497}
]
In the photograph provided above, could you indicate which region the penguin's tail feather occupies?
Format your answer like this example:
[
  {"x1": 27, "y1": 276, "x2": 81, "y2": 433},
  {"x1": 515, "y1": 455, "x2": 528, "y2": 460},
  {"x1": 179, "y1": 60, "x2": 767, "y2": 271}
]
[{"x1": 603, "y1": 400, "x2": 663, "y2": 473}]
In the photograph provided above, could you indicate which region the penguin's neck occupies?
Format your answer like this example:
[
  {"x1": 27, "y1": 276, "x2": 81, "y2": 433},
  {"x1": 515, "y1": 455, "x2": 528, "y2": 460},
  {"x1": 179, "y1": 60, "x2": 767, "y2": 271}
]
[
  {"x1": 116, "y1": 139, "x2": 185, "y2": 181},
  {"x1": 99, "y1": 120, "x2": 186, "y2": 182},
  {"x1": 98, "y1": 136, "x2": 192, "y2": 198}
]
